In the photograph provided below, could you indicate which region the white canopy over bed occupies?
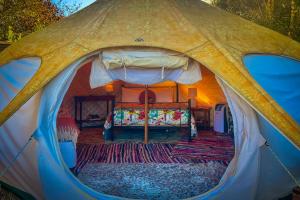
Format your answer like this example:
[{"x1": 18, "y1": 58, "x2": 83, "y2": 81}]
[
  {"x1": 90, "y1": 48, "x2": 202, "y2": 88},
  {"x1": 102, "y1": 48, "x2": 189, "y2": 70}
]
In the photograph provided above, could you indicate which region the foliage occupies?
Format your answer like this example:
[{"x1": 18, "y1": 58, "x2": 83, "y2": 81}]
[
  {"x1": 0, "y1": 0, "x2": 80, "y2": 42},
  {"x1": 212, "y1": 0, "x2": 300, "y2": 42}
]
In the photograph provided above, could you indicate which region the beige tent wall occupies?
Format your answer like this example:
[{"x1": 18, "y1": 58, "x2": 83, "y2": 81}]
[
  {"x1": 61, "y1": 62, "x2": 118, "y2": 116},
  {"x1": 178, "y1": 67, "x2": 226, "y2": 107}
]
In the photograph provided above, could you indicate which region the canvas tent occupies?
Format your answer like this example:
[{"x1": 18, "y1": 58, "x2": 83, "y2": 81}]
[{"x1": 0, "y1": 0, "x2": 299, "y2": 199}]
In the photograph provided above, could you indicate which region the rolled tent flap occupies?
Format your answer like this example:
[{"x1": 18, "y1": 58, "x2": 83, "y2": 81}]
[
  {"x1": 90, "y1": 52, "x2": 202, "y2": 88},
  {"x1": 102, "y1": 48, "x2": 189, "y2": 70}
]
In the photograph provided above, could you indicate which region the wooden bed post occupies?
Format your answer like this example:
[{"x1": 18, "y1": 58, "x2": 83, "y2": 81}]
[
  {"x1": 144, "y1": 85, "x2": 149, "y2": 144},
  {"x1": 188, "y1": 99, "x2": 192, "y2": 141},
  {"x1": 79, "y1": 100, "x2": 82, "y2": 131},
  {"x1": 111, "y1": 98, "x2": 115, "y2": 141},
  {"x1": 176, "y1": 83, "x2": 179, "y2": 103}
]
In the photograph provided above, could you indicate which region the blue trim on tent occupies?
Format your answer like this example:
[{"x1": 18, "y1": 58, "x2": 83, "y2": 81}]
[
  {"x1": 244, "y1": 54, "x2": 300, "y2": 183},
  {"x1": 244, "y1": 54, "x2": 300, "y2": 124}
]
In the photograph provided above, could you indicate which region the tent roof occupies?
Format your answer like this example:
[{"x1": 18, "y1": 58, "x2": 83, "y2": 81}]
[{"x1": 0, "y1": 0, "x2": 300, "y2": 147}]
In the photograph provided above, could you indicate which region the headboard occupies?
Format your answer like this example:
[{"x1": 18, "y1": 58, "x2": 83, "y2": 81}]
[{"x1": 121, "y1": 86, "x2": 177, "y2": 103}]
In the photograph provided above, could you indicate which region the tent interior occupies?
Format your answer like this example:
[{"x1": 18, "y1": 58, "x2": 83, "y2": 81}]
[{"x1": 55, "y1": 47, "x2": 236, "y2": 199}]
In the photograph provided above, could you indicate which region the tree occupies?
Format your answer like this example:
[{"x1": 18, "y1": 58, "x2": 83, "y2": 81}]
[
  {"x1": 289, "y1": 0, "x2": 297, "y2": 37},
  {"x1": 212, "y1": 0, "x2": 300, "y2": 42},
  {"x1": 0, "y1": 0, "x2": 80, "y2": 42}
]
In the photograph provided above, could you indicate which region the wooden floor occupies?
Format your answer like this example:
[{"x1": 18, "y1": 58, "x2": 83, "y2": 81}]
[
  {"x1": 78, "y1": 128, "x2": 221, "y2": 144},
  {"x1": 77, "y1": 128, "x2": 105, "y2": 144}
]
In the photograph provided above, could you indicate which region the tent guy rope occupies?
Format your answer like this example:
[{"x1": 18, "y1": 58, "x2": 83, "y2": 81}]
[{"x1": 0, "y1": 134, "x2": 35, "y2": 178}]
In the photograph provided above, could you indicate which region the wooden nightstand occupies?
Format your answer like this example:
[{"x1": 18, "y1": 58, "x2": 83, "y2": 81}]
[
  {"x1": 191, "y1": 107, "x2": 211, "y2": 130},
  {"x1": 74, "y1": 95, "x2": 115, "y2": 130}
]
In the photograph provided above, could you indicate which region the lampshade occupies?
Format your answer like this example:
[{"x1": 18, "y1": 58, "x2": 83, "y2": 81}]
[
  {"x1": 188, "y1": 88, "x2": 197, "y2": 98},
  {"x1": 105, "y1": 84, "x2": 114, "y2": 92}
]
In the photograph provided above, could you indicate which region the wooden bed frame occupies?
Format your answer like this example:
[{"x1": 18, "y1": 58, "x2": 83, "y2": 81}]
[{"x1": 110, "y1": 85, "x2": 192, "y2": 143}]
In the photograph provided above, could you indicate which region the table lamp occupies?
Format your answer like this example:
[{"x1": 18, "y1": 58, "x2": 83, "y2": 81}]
[{"x1": 188, "y1": 88, "x2": 197, "y2": 108}]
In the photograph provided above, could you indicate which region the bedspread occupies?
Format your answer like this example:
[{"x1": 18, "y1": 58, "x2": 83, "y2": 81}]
[{"x1": 114, "y1": 108, "x2": 189, "y2": 127}]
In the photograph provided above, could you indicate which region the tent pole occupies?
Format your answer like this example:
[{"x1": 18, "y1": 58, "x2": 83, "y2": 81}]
[
  {"x1": 176, "y1": 83, "x2": 179, "y2": 103},
  {"x1": 144, "y1": 85, "x2": 149, "y2": 144}
]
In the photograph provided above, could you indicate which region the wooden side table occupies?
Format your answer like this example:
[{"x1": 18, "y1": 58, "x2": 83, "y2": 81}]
[
  {"x1": 74, "y1": 95, "x2": 115, "y2": 130},
  {"x1": 191, "y1": 107, "x2": 211, "y2": 130}
]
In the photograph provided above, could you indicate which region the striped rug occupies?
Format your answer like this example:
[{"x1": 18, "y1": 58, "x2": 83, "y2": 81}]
[
  {"x1": 74, "y1": 138, "x2": 234, "y2": 175},
  {"x1": 75, "y1": 143, "x2": 188, "y2": 174},
  {"x1": 171, "y1": 134, "x2": 234, "y2": 164}
]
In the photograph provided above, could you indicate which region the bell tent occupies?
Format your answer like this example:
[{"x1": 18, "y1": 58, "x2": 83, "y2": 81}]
[{"x1": 0, "y1": 0, "x2": 300, "y2": 199}]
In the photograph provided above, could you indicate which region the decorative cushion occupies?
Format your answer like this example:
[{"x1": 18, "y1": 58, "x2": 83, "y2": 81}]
[{"x1": 139, "y1": 90, "x2": 156, "y2": 104}]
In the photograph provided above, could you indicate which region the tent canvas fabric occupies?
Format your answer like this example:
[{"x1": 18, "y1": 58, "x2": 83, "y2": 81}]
[{"x1": 0, "y1": 0, "x2": 300, "y2": 199}]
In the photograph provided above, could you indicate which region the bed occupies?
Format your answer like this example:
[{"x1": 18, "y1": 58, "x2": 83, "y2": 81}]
[
  {"x1": 113, "y1": 103, "x2": 190, "y2": 127},
  {"x1": 110, "y1": 101, "x2": 196, "y2": 141}
]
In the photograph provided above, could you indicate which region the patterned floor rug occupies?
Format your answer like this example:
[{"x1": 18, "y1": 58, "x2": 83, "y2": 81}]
[
  {"x1": 75, "y1": 143, "x2": 188, "y2": 174},
  {"x1": 75, "y1": 135, "x2": 234, "y2": 175},
  {"x1": 172, "y1": 134, "x2": 234, "y2": 164},
  {"x1": 78, "y1": 162, "x2": 227, "y2": 200}
]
